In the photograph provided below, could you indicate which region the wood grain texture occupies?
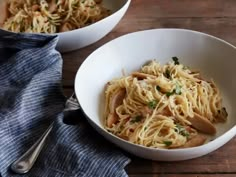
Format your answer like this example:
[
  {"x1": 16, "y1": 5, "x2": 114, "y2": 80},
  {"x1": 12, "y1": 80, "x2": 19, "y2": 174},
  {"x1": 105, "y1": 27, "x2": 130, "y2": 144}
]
[
  {"x1": 126, "y1": 137, "x2": 236, "y2": 174},
  {"x1": 127, "y1": 0, "x2": 236, "y2": 18},
  {"x1": 62, "y1": 0, "x2": 236, "y2": 176},
  {"x1": 129, "y1": 175, "x2": 236, "y2": 177}
]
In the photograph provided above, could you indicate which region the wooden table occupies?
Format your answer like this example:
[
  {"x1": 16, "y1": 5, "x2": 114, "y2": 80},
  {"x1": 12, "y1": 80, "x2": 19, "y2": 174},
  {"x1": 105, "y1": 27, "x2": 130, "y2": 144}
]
[{"x1": 62, "y1": 0, "x2": 236, "y2": 176}]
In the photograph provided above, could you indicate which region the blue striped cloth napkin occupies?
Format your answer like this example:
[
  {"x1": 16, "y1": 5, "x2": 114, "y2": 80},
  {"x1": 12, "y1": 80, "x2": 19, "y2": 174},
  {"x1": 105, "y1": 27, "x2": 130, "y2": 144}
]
[{"x1": 0, "y1": 29, "x2": 130, "y2": 177}]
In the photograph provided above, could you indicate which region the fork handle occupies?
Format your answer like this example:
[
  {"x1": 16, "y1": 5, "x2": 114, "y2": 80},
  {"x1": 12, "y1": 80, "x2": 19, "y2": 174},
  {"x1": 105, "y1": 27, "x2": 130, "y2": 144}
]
[
  {"x1": 10, "y1": 93, "x2": 80, "y2": 174},
  {"x1": 10, "y1": 123, "x2": 53, "y2": 174}
]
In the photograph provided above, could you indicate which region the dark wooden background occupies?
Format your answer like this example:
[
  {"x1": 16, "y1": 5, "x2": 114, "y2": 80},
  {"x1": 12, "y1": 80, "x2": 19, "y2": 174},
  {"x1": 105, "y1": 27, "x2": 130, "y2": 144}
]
[{"x1": 62, "y1": 1, "x2": 236, "y2": 176}]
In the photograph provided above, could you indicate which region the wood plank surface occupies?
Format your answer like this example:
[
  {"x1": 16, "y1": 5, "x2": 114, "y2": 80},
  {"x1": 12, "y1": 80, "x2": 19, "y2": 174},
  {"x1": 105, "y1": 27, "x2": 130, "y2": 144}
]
[
  {"x1": 127, "y1": 0, "x2": 236, "y2": 18},
  {"x1": 129, "y1": 175, "x2": 236, "y2": 177},
  {"x1": 62, "y1": 0, "x2": 236, "y2": 176},
  {"x1": 126, "y1": 138, "x2": 236, "y2": 174}
]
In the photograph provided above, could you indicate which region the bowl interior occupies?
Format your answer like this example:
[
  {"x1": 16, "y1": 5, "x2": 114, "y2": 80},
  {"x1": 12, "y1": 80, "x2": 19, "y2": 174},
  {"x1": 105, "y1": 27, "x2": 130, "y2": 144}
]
[{"x1": 75, "y1": 29, "x2": 236, "y2": 143}]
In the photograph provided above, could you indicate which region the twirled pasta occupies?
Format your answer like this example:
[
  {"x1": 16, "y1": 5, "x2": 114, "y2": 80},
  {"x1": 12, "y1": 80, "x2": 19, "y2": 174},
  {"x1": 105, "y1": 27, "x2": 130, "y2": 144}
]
[
  {"x1": 104, "y1": 58, "x2": 228, "y2": 149},
  {"x1": 1, "y1": 0, "x2": 111, "y2": 33}
]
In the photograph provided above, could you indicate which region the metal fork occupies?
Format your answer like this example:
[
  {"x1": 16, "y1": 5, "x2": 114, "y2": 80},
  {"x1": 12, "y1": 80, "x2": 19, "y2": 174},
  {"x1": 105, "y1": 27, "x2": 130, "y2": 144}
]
[{"x1": 10, "y1": 93, "x2": 80, "y2": 174}]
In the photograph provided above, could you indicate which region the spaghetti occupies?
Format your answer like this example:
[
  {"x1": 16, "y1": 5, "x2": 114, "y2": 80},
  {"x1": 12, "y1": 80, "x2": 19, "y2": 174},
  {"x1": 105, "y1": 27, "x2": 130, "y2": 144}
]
[
  {"x1": 104, "y1": 58, "x2": 228, "y2": 149},
  {"x1": 1, "y1": 0, "x2": 111, "y2": 33}
]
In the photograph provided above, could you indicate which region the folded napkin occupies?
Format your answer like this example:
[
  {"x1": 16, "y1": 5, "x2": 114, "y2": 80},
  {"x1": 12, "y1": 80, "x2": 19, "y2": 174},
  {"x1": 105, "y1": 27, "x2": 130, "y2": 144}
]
[{"x1": 0, "y1": 29, "x2": 130, "y2": 177}]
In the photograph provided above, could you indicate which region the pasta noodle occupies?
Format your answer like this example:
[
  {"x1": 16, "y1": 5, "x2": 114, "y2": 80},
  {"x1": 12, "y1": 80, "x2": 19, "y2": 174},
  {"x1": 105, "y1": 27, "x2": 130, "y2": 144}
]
[
  {"x1": 1, "y1": 0, "x2": 111, "y2": 33},
  {"x1": 104, "y1": 57, "x2": 228, "y2": 149}
]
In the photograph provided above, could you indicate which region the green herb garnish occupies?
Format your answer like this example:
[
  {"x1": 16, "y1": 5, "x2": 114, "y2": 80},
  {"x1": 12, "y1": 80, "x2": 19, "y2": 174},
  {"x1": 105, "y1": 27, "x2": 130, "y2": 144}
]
[
  {"x1": 163, "y1": 141, "x2": 172, "y2": 146},
  {"x1": 130, "y1": 115, "x2": 142, "y2": 123},
  {"x1": 181, "y1": 131, "x2": 189, "y2": 137},
  {"x1": 175, "y1": 82, "x2": 182, "y2": 95},
  {"x1": 164, "y1": 69, "x2": 171, "y2": 79},
  {"x1": 166, "y1": 91, "x2": 174, "y2": 97},
  {"x1": 172, "y1": 56, "x2": 180, "y2": 65},
  {"x1": 166, "y1": 83, "x2": 182, "y2": 97},
  {"x1": 156, "y1": 85, "x2": 161, "y2": 91},
  {"x1": 148, "y1": 100, "x2": 157, "y2": 109},
  {"x1": 175, "y1": 124, "x2": 189, "y2": 137}
]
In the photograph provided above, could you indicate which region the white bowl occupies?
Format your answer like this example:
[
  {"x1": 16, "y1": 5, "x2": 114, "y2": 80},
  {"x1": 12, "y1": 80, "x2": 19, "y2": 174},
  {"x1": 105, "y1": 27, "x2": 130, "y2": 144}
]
[
  {"x1": 0, "y1": 0, "x2": 130, "y2": 53},
  {"x1": 75, "y1": 29, "x2": 236, "y2": 161},
  {"x1": 56, "y1": 0, "x2": 130, "y2": 52}
]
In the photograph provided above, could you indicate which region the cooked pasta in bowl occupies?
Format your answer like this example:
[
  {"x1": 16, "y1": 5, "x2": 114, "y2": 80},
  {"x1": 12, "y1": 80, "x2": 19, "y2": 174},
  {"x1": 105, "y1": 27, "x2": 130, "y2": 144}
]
[
  {"x1": 0, "y1": 0, "x2": 131, "y2": 52},
  {"x1": 74, "y1": 29, "x2": 236, "y2": 161},
  {"x1": 1, "y1": 0, "x2": 111, "y2": 33},
  {"x1": 104, "y1": 59, "x2": 228, "y2": 149}
]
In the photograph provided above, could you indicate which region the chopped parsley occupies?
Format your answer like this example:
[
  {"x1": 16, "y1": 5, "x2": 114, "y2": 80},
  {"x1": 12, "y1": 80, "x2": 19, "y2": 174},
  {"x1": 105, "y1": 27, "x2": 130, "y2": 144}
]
[
  {"x1": 175, "y1": 124, "x2": 189, "y2": 137},
  {"x1": 164, "y1": 69, "x2": 171, "y2": 79},
  {"x1": 175, "y1": 82, "x2": 182, "y2": 95},
  {"x1": 166, "y1": 83, "x2": 182, "y2": 97},
  {"x1": 172, "y1": 57, "x2": 180, "y2": 65},
  {"x1": 163, "y1": 141, "x2": 172, "y2": 146},
  {"x1": 181, "y1": 131, "x2": 189, "y2": 137},
  {"x1": 166, "y1": 91, "x2": 174, "y2": 97},
  {"x1": 130, "y1": 115, "x2": 142, "y2": 123},
  {"x1": 156, "y1": 85, "x2": 161, "y2": 91},
  {"x1": 148, "y1": 100, "x2": 158, "y2": 109},
  {"x1": 144, "y1": 126, "x2": 147, "y2": 131}
]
